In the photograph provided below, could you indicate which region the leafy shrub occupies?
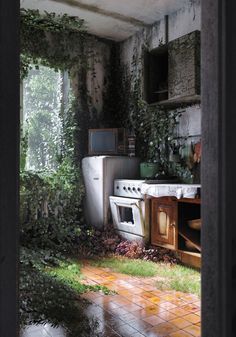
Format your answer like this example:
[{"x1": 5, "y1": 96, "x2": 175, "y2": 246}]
[
  {"x1": 115, "y1": 240, "x2": 143, "y2": 259},
  {"x1": 115, "y1": 240, "x2": 180, "y2": 264},
  {"x1": 20, "y1": 247, "x2": 109, "y2": 336},
  {"x1": 20, "y1": 267, "x2": 100, "y2": 336},
  {"x1": 20, "y1": 160, "x2": 84, "y2": 253},
  {"x1": 76, "y1": 224, "x2": 121, "y2": 257}
]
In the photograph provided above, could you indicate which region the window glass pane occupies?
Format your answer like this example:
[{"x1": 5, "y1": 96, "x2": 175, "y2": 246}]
[{"x1": 23, "y1": 65, "x2": 64, "y2": 171}]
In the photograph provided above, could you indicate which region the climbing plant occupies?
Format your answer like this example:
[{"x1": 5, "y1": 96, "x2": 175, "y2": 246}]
[
  {"x1": 20, "y1": 9, "x2": 88, "y2": 79},
  {"x1": 117, "y1": 38, "x2": 192, "y2": 180},
  {"x1": 20, "y1": 9, "x2": 91, "y2": 253}
]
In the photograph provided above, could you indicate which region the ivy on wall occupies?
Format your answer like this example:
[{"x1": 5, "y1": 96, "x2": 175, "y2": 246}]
[
  {"x1": 116, "y1": 39, "x2": 193, "y2": 181},
  {"x1": 20, "y1": 9, "x2": 87, "y2": 79},
  {"x1": 20, "y1": 9, "x2": 92, "y2": 253}
]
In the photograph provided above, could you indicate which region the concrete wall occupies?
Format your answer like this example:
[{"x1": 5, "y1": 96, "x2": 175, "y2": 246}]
[
  {"x1": 119, "y1": 0, "x2": 201, "y2": 141},
  {"x1": 85, "y1": 38, "x2": 111, "y2": 121}
]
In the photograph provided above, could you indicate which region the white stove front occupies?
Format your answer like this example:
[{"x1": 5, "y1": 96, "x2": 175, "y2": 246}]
[
  {"x1": 114, "y1": 179, "x2": 145, "y2": 199},
  {"x1": 109, "y1": 195, "x2": 147, "y2": 242}
]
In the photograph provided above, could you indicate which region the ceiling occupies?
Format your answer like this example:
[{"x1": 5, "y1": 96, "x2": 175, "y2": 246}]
[{"x1": 20, "y1": 0, "x2": 189, "y2": 41}]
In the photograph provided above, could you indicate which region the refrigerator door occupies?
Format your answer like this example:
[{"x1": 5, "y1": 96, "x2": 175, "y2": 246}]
[
  {"x1": 82, "y1": 156, "x2": 140, "y2": 228},
  {"x1": 82, "y1": 156, "x2": 104, "y2": 228}
]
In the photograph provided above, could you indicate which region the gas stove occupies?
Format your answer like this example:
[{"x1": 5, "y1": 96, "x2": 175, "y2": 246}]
[
  {"x1": 114, "y1": 178, "x2": 180, "y2": 199},
  {"x1": 114, "y1": 178, "x2": 201, "y2": 200},
  {"x1": 114, "y1": 179, "x2": 145, "y2": 199}
]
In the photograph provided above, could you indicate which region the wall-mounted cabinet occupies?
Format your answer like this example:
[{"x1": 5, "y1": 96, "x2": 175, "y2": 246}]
[
  {"x1": 144, "y1": 30, "x2": 201, "y2": 107},
  {"x1": 144, "y1": 46, "x2": 168, "y2": 104}
]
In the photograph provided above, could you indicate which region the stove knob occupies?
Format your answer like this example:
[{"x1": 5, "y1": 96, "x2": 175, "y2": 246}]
[
  {"x1": 132, "y1": 187, "x2": 136, "y2": 191},
  {"x1": 137, "y1": 187, "x2": 141, "y2": 192},
  {"x1": 116, "y1": 186, "x2": 119, "y2": 189},
  {"x1": 128, "y1": 187, "x2": 131, "y2": 191},
  {"x1": 123, "y1": 186, "x2": 126, "y2": 190}
]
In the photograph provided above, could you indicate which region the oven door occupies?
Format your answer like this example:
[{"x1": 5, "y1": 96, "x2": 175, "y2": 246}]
[{"x1": 109, "y1": 196, "x2": 145, "y2": 239}]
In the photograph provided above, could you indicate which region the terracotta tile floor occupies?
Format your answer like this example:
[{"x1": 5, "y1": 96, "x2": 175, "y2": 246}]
[
  {"x1": 80, "y1": 262, "x2": 201, "y2": 337},
  {"x1": 21, "y1": 262, "x2": 201, "y2": 337}
]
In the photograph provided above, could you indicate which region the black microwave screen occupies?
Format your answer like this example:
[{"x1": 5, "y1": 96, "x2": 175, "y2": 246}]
[{"x1": 90, "y1": 130, "x2": 116, "y2": 152}]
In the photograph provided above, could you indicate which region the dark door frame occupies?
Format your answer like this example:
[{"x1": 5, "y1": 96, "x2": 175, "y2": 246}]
[
  {"x1": 201, "y1": 0, "x2": 236, "y2": 336},
  {"x1": 0, "y1": 0, "x2": 235, "y2": 336},
  {"x1": 0, "y1": 1, "x2": 20, "y2": 336}
]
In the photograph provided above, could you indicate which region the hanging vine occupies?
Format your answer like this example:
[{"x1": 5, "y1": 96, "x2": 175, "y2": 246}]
[
  {"x1": 20, "y1": 9, "x2": 88, "y2": 79},
  {"x1": 20, "y1": 9, "x2": 94, "y2": 253},
  {"x1": 117, "y1": 36, "x2": 193, "y2": 180}
]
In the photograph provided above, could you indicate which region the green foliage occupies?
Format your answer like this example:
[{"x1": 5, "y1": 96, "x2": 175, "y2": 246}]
[
  {"x1": 20, "y1": 249, "x2": 101, "y2": 336},
  {"x1": 20, "y1": 164, "x2": 84, "y2": 252},
  {"x1": 92, "y1": 257, "x2": 200, "y2": 296},
  {"x1": 154, "y1": 263, "x2": 201, "y2": 297},
  {"x1": 118, "y1": 43, "x2": 192, "y2": 179},
  {"x1": 92, "y1": 256, "x2": 158, "y2": 277},
  {"x1": 20, "y1": 125, "x2": 28, "y2": 171},
  {"x1": 21, "y1": 9, "x2": 85, "y2": 33},
  {"x1": 20, "y1": 9, "x2": 88, "y2": 79},
  {"x1": 122, "y1": 72, "x2": 180, "y2": 173},
  {"x1": 23, "y1": 65, "x2": 63, "y2": 170},
  {"x1": 46, "y1": 260, "x2": 112, "y2": 295}
]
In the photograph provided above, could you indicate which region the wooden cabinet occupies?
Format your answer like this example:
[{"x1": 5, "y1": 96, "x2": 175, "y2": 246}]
[
  {"x1": 151, "y1": 196, "x2": 201, "y2": 268},
  {"x1": 151, "y1": 197, "x2": 177, "y2": 250}
]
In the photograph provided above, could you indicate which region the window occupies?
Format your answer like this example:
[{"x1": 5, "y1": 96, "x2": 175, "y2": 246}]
[{"x1": 22, "y1": 65, "x2": 70, "y2": 171}]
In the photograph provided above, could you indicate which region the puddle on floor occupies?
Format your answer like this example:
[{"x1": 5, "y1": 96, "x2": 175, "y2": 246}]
[
  {"x1": 20, "y1": 323, "x2": 67, "y2": 337},
  {"x1": 20, "y1": 263, "x2": 201, "y2": 337}
]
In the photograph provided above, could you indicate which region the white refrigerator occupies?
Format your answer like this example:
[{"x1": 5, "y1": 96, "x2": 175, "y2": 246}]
[{"x1": 82, "y1": 156, "x2": 140, "y2": 228}]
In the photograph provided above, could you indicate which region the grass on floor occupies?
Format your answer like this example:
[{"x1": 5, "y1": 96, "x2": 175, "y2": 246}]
[
  {"x1": 46, "y1": 260, "x2": 112, "y2": 295},
  {"x1": 92, "y1": 256, "x2": 158, "y2": 277},
  {"x1": 92, "y1": 256, "x2": 200, "y2": 297}
]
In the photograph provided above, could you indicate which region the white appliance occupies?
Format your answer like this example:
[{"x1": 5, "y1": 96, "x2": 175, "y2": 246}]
[
  {"x1": 82, "y1": 156, "x2": 140, "y2": 228},
  {"x1": 109, "y1": 179, "x2": 148, "y2": 242}
]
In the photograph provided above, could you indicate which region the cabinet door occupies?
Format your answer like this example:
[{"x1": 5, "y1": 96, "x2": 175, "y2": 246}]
[{"x1": 151, "y1": 197, "x2": 177, "y2": 250}]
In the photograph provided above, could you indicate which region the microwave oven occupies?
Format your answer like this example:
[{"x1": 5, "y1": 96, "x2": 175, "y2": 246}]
[{"x1": 88, "y1": 128, "x2": 127, "y2": 155}]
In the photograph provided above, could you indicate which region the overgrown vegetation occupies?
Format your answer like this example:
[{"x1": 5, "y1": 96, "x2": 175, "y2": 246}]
[
  {"x1": 154, "y1": 263, "x2": 201, "y2": 296},
  {"x1": 92, "y1": 256, "x2": 200, "y2": 296},
  {"x1": 19, "y1": 9, "x2": 103, "y2": 334},
  {"x1": 20, "y1": 249, "x2": 103, "y2": 336},
  {"x1": 92, "y1": 256, "x2": 158, "y2": 277},
  {"x1": 23, "y1": 66, "x2": 63, "y2": 170},
  {"x1": 46, "y1": 259, "x2": 112, "y2": 295},
  {"x1": 117, "y1": 41, "x2": 193, "y2": 181},
  {"x1": 20, "y1": 9, "x2": 87, "y2": 79}
]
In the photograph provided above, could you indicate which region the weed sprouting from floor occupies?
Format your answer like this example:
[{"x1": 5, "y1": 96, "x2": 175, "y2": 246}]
[
  {"x1": 91, "y1": 256, "x2": 200, "y2": 296},
  {"x1": 92, "y1": 256, "x2": 158, "y2": 277},
  {"x1": 46, "y1": 260, "x2": 112, "y2": 295},
  {"x1": 154, "y1": 263, "x2": 201, "y2": 297}
]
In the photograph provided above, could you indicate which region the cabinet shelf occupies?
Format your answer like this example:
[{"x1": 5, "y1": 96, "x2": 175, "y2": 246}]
[
  {"x1": 150, "y1": 196, "x2": 201, "y2": 268},
  {"x1": 178, "y1": 227, "x2": 201, "y2": 252}
]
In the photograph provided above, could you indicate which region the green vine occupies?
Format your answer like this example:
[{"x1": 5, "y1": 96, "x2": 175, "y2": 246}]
[
  {"x1": 20, "y1": 9, "x2": 90, "y2": 251},
  {"x1": 20, "y1": 9, "x2": 88, "y2": 79},
  {"x1": 117, "y1": 40, "x2": 193, "y2": 180}
]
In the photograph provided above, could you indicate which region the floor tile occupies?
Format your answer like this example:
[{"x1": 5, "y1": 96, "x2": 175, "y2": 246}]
[
  {"x1": 22, "y1": 262, "x2": 201, "y2": 337},
  {"x1": 183, "y1": 313, "x2": 201, "y2": 324},
  {"x1": 146, "y1": 322, "x2": 179, "y2": 336},
  {"x1": 169, "y1": 330, "x2": 194, "y2": 337},
  {"x1": 157, "y1": 311, "x2": 177, "y2": 321},
  {"x1": 143, "y1": 315, "x2": 165, "y2": 326},
  {"x1": 183, "y1": 324, "x2": 201, "y2": 336},
  {"x1": 169, "y1": 317, "x2": 192, "y2": 329},
  {"x1": 116, "y1": 323, "x2": 139, "y2": 336},
  {"x1": 168, "y1": 307, "x2": 191, "y2": 317}
]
